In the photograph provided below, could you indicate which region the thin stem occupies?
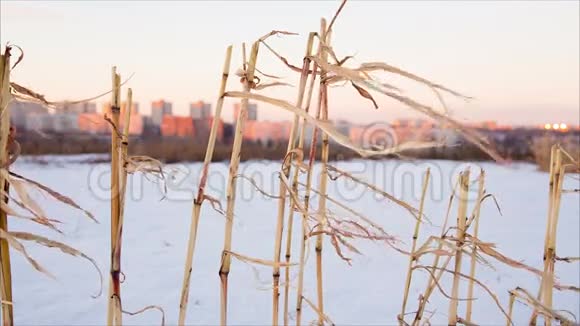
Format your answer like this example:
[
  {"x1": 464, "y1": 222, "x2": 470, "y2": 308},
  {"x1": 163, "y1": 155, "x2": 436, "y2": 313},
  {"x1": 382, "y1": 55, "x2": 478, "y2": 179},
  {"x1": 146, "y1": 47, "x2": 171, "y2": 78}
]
[
  {"x1": 448, "y1": 169, "x2": 471, "y2": 325},
  {"x1": 413, "y1": 178, "x2": 460, "y2": 326},
  {"x1": 399, "y1": 168, "x2": 430, "y2": 324},
  {"x1": 315, "y1": 19, "x2": 330, "y2": 325},
  {"x1": 283, "y1": 32, "x2": 318, "y2": 326},
  {"x1": 465, "y1": 170, "x2": 485, "y2": 322},
  {"x1": 507, "y1": 291, "x2": 515, "y2": 326},
  {"x1": 107, "y1": 67, "x2": 122, "y2": 326},
  {"x1": 540, "y1": 147, "x2": 564, "y2": 326},
  {"x1": 275, "y1": 32, "x2": 315, "y2": 326},
  {"x1": 117, "y1": 88, "x2": 132, "y2": 246},
  {"x1": 113, "y1": 86, "x2": 132, "y2": 326},
  {"x1": 296, "y1": 23, "x2": 326, "y2": 326},
  {"x1": 219, "y1": 41, "x2": 259, "y2": 326},
  {"x1": 530, "y1": 145, "x2": 558, "y2": 325},
  {"x1": 0, "y1": 48, "x2": 14, "y2": 326},
  {"x1": 179, "y1": 45, "x2": 233, "y2": 326}
]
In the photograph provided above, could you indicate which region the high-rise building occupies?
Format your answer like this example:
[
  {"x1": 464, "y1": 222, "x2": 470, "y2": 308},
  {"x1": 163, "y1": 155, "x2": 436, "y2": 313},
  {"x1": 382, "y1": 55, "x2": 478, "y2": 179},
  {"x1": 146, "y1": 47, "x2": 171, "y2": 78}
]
[
  {"x1": 151, "y1": 100, "x2": 173, "y2": 126},
  {"x1": 142, "y1": 116, "x2": 159, "y2": 137},
  {"x1": 8, "y1": 100, "x2": 48, "y2": 130},
  {"x1": 233, "y1": 102, "x2": 257, "y2": 122},
  {"x1": 193, "y1": 117, "x2": 224, "y2": 144},
  {"x1": 25, "y1": 113, "x2": 53, "y2": 132},
  {"x1": 242, "y1": 120, "x2": 291, "y2": 143},
  {"x1": 78, "y1": 113, "x2": 109, "y2": 134},
  {"x1": 248, "y1": 103, "x2": 257, "y2": 121},
  {"x1": 25, "y1": 113, "x2": 80, "y2": 133},
  {"x1": 189, "y1": 101, "x2": 212, "y2": 120},
  {"x1": 57, "y1": 102, "x2": 97, "y2": 114},
  {"x1": 52, "y1": 113, "x2": 81, "y2": 133},
  {"x1": 161, "y1": 116, "x2": 194, "y2": 137}
]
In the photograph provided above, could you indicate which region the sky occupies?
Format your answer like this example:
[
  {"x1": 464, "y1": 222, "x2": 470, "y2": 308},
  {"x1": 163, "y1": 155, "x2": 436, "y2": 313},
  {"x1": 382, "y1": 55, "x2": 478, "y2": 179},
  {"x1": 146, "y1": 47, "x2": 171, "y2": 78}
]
[{"x1": 1, "y1": 0, "x2": 578, "y2": 126}]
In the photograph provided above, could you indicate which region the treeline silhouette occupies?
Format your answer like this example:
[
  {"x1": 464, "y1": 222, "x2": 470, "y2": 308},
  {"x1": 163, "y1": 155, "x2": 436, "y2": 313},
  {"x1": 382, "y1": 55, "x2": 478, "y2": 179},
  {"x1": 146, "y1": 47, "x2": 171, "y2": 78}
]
[{"x1": 18, "y1": 132, "x2": 568, "y2": 166}]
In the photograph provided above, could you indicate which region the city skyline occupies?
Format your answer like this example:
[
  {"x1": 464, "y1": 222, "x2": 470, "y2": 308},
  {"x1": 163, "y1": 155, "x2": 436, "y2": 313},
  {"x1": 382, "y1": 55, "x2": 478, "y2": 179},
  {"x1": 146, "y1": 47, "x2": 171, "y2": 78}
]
[{"x1": 1, "y1": 1, "x2": 578, "y2": 126}]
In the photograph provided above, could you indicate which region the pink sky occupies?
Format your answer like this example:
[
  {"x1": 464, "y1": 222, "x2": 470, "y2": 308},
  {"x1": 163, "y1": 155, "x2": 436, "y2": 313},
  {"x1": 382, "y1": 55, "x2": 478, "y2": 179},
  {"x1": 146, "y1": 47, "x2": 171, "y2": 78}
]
[{"x1": 1, "y1": 1, "x2": 578, "y2": 126}]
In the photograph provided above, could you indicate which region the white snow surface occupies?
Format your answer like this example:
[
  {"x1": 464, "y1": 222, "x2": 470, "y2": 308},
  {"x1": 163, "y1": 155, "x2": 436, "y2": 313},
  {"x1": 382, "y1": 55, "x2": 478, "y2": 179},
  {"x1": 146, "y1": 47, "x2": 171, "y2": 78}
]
[{"x1": 5, "y1": 156, "x2": 580, "y2": 325}]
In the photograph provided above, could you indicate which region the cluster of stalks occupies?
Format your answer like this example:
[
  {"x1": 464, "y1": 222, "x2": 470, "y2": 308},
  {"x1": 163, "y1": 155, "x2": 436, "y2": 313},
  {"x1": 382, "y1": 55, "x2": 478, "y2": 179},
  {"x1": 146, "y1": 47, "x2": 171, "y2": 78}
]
[
  {"x1": 405, "y1": 168, "x2": 490, "y2": 325},
  {"x1": 404, "y1": 157, "x2": 578, "y2": 325},
  {"x1": 0, "y1": 46, "x2": 107, "y2": 326},
  {"x1": 103, "y1": 67, "x2": 165, "y2": 325},
  {"x1": 274, "y1": 31, "x2": 316, "y2": 326},
  {"x1": 525, "y1": 145, "x2": 579, "y2": 325},
  {"x1": 107, "y1": 66, "x2": 135, "y2": 326},
  {"x1": 0, "y1": 46, "x2": 164, "y2": 325},
  {"x1": 173, "y1": 1, "x2": 577, "y2": 325}
]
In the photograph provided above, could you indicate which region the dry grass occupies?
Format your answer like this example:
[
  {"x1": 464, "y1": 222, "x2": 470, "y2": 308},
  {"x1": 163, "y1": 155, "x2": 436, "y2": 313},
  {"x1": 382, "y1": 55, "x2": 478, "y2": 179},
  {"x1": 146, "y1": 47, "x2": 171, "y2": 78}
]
[
  {"x1": 159, "y1": 2, "x2": 579, "y2": 324},
  {"x1": 529, "y1": 145, "x2": 579, "y2": 325},
  {"x1": 1, "y1": 2, "x2": 579, "y2": 325},
  {"x1": 0, "y1": 45, "x2": 105, "y2": 326},
  {"x1": 0, "y1": 45, "x2": 15, "y2": 326},
  {"x1": 1, "y1": 46, "x2": 167, "y2": 325}
]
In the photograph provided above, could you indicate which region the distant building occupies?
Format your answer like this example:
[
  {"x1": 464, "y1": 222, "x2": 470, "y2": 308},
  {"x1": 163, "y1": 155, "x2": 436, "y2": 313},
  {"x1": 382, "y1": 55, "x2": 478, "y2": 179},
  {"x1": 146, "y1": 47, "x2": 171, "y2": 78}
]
[
  {"x1": 469, "y1": 120, "x2": 498, "y2": 130},
  {"x1": 142, "y1": 116, "x2": 159, "y2": 137},
  {"x1": 151, "y1": 100, "x2": 172, "y2": 126},
  {"x1": 233, "y1": 102, "x2": 257, "y2": 122},
  {"x1": 432, "y1": 128, "x2": 461, "y2": 145},
  {"x1": 190, "y1": 101, "x2": 212, "y2": 120},
  {"x1": 52, "y1": 113, "x2": 80, "y2": 133},
  {"x1": 26, "y1": 113, "x2": 80, "y2": 133},
  {"x1": 8, "y1": 100, "x2": 48, "y2": 130},
  {"x1": 78, "y1": 113, "x2": 109, "y2": 134},
  {"x1": 223, "y1": 123, "x2": 234, "y2": 143},
  {"x1": 243, "y1": 120, "x2": 291, "y2": 144},
  {"x1": 126, "y1": 115, "x2": 144, "y2": 135},
  {"x1": 25, "y1": 113, "x2": 53, "y2": 132},
  {"x1": 161, "y1": 116, "x2": 194, "y2": 137},
  {"x1": 192, "y1": 117, "x2": 224, "y2": 144},
  {"x1": 391, "y1": 119, "x2": 435, "y2": 143},
  {"x1": 57, "y1": 102, "x2": 97, "y2": 114}
]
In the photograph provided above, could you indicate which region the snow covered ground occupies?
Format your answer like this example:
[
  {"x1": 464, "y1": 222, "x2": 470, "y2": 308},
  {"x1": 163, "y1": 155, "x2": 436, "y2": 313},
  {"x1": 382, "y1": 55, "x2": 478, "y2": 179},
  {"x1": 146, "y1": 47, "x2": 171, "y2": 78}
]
[{"x1": 6, "y1": 156, "x2": 580, "y2": 325}]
